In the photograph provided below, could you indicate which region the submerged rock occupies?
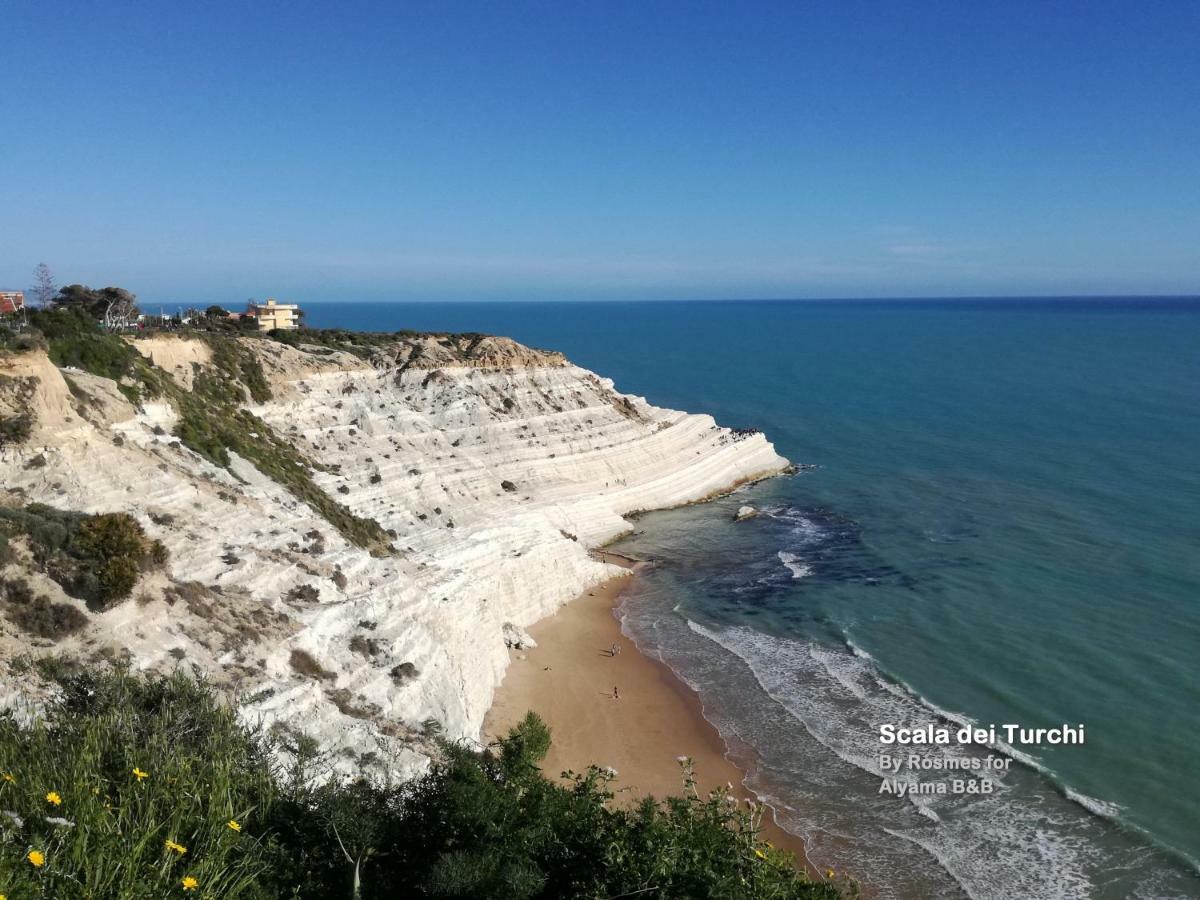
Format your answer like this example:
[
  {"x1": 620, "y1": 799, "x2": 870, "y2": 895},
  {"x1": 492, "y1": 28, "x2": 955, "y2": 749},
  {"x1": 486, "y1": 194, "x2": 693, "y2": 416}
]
[{"x1": 734, "y1": 505, "x2": 758, "y2": 522}]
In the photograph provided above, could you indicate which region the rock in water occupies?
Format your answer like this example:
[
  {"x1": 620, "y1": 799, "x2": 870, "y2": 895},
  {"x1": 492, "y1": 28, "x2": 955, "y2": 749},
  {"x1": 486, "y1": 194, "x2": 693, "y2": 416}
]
[{"x1": 734, "y1": 505, "x2": 758, "y2": 521}]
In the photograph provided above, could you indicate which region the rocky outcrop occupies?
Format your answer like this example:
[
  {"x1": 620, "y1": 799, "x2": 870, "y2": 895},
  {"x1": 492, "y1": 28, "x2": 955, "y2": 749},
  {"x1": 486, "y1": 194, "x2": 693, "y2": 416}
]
[
  {"x1": 0, "y1": 332, "x2": 788, "y2": 779},
  {"x1": 502, "y1": 622, "x2": 537, "y2": 650}
]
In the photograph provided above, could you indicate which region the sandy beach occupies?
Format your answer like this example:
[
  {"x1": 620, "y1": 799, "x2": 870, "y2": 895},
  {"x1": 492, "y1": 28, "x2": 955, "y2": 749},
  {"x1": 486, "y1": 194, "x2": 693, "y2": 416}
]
[{"x1": 483, "y1": 570, "x2": 815, "y2": 870}]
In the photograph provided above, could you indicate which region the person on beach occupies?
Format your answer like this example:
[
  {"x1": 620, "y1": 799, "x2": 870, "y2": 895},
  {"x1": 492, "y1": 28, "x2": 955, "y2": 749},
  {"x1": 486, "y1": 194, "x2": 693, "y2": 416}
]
[
  {"x1": 610, "y1": 643, "x2": 619, "y2": 657},
  {"x1": 613, "y1": 685, "x2": 620, "y2": 700}
]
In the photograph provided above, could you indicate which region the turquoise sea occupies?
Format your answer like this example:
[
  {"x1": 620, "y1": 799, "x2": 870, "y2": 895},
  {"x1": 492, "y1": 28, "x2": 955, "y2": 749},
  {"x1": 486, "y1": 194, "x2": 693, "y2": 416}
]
[{"x1": 304, "y1": 299, "x2": 1200, "y2": 899}]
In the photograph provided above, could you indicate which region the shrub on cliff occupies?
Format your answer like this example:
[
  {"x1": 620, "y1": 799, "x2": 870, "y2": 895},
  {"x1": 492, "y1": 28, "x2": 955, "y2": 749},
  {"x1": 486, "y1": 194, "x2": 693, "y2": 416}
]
[
  {"x1": 1, "y1": 576, "x2": 89, "y2": 639},
  {"x1": 0, "y1": 669, "x2": 846, "y2": 899},
  {"x1": 0, "y1": 412, "x2": 33, "y2": 447},
  {"x1": 2, "y1": 591, "x2": 90, "y2": 639},
  {"x1": 0, "y1": 505, "x2": 167, "y2": 609},
  {"x1": 31, "y1": 307, "x2": 142, "y2": 381}
]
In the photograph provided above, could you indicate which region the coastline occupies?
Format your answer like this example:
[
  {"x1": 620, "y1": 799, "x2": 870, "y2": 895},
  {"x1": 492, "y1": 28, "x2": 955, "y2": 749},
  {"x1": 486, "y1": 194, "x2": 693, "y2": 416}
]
[{"x1": 482, "y1": 568, "x2": 819, "y2": 875}]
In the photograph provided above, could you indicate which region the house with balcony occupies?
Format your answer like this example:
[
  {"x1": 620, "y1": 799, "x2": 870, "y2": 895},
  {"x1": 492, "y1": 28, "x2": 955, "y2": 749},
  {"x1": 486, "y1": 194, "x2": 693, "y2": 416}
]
[{"x1": 246, "y1": 298, "x2": 301, "y2": 331}]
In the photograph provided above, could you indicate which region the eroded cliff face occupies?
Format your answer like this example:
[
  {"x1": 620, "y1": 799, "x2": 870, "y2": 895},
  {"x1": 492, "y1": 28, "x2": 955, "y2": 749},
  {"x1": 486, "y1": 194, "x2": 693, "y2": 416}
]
[{"x1": 0, "y1": 332, "x2": 787, "y2": 779}]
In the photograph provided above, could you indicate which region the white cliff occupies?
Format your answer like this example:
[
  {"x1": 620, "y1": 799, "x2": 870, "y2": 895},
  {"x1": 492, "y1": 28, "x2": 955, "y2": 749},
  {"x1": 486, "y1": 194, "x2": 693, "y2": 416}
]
[{"x1": 0, "y1": 332, "x2": 788, "y2": 779}]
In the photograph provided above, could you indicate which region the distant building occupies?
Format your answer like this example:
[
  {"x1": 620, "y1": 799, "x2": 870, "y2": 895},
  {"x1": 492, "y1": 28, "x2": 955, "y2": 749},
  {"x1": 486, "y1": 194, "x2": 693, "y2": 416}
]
[
  {"x1": 0, "y1": 291, "x2": 25, "y2": 315},
  {"x1": 246, "y1": 298, "x2": 301, "y2": 331}
]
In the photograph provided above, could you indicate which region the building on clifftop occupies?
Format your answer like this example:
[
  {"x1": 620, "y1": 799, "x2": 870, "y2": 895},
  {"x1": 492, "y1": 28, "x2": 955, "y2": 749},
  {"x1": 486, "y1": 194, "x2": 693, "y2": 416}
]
[
  {"x1": 246, "y1": 298, "x2": 301, "y2": 331},
  {"x1": 0, "y1": 291, "x2": 25, "y2": 316}
]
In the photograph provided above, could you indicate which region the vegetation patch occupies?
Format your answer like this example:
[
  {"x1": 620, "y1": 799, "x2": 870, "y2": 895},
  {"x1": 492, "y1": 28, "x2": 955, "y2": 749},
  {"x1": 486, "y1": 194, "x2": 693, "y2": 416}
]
[
  {"x1": 196, "y1": 334, "x2": 271, "y2": 404},
  {"x1": 267, "y1": 326, "x2": 416, "y2": 361},
  {"x1": 164, "y1": 337, "x2": 390, "y2": 554},
  {"x1": 0, "y1": 411, "x2": 33, "y2": 447},
  {"x1": 1, "y1": 576, "x2": 89, "y2": 639},
  {"x1": 0, "y1": 504, "x2": 167, "y2": 610},
  {"x1": 389, "y1": 661, "x2": 419, "y2": 684},
  {"x1": 0, "y1": 374, "x2": 38, "y2": 447},
  {"x1": 349, "y1": 635, "x2": 381, "y2": 658},
  {"x1": 28, "y1": 308, "x2": 157, "y2": 403},
  {"x1": 288, "y1": 649, "x2": 334, "y2": 681},
  {"x1": 0, "y1": 669, "x2": 847, "y2": 898},
  {"x1": 283, "y1": 584, "x2": 319, "y2": 604}
]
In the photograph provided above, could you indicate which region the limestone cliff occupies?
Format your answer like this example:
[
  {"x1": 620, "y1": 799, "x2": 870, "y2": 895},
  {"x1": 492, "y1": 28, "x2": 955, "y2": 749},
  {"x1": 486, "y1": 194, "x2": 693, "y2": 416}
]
[{"x1": 0, "y1": 330, "x2": 788, "y2": 779}]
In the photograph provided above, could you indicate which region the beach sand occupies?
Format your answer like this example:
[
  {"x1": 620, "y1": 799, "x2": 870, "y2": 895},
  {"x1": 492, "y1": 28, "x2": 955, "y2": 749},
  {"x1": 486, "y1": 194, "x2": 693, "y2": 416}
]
[{"x1": 483, "y1": 571, "x2": 815, "y2": 870}]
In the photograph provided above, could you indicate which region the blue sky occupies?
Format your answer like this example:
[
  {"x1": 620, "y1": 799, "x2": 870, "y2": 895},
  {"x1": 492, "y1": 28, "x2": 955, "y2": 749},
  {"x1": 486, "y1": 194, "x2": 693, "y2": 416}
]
[{"x1": 2, "y1": 0, "x2": 1198, "y2": 303}]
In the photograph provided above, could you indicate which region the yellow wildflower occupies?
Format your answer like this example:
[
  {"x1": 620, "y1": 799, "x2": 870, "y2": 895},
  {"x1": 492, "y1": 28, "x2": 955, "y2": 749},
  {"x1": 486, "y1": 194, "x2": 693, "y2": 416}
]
[
  {"x1": 164, "y1": 839, "x2": 188, "y2": 855},
  {"x1": 181, "y1": 875, "x2": 199, "y2": 891},
  {"x1": 46, "y1": 791, "x2": 62, "y2": 806},
  {"x1": 754, "y1": 848, "x2": 767, "y2": 860},
  {"x1": 1, "y1": 771, "x2": 14, "y2": 783},
  {"x1": 227, "y1": 819, "x2": 242, "y2": 832},
  {"x1": 826, "y1": 868, "x2": 836, "y2": 879},
  {"x1": 28, "y1": 849, "x2": 46, "y2": 867},
  {"x1": 133, "y1": 767, "x2": 149, "y2": 782}
]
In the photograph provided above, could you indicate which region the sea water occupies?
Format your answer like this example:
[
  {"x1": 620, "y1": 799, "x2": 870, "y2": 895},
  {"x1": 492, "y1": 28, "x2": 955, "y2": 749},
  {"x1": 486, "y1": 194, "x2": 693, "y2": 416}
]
[{"x1": 304, "y1": 298, "x2": 1200, "y2": 899}]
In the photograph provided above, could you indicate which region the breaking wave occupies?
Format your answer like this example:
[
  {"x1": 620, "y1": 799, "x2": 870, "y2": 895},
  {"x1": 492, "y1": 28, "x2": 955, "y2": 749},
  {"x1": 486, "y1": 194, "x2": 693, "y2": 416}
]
[
  {"x1": 669, "y1": 620, "x2": 1196, "y2": 899},
  {"x1": 777, "y1": 551, "x2": 812, "y2": 580}
]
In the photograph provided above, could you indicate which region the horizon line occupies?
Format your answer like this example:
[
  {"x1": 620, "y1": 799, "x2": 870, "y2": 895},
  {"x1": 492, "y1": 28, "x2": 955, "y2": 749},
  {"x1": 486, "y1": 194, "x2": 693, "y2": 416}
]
[{"x1": 283, "y1": 293, "x2": 1200, "y2": 304}]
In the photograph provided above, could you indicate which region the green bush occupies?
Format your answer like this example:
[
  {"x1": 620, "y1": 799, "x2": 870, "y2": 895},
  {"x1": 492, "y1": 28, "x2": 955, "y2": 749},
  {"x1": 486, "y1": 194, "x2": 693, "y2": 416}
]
[
  {"x1": 25, "y1": 307, "x2": 97, "y2": 342},
  {"x1": 0, "y1": 505, "x2": 167, "y2": 609},
  {"x1": 46, "y1": 333, "x2": 139, "y2": 381},
  {"x1": 95, "y1": 555, "x2": 141, "y2": 605},
  {"x1": 0, "y1": 670, "x2": 846, "y2": 900},
  {"x1": 45, "y1": 330, "x2": 141, "y2": 383},
  {"x1": 75, "y1": 512, "x2": 148, "y2": 560},
  {"x1": 1, "y1": 577, "x2": 35, "y2": 605}
]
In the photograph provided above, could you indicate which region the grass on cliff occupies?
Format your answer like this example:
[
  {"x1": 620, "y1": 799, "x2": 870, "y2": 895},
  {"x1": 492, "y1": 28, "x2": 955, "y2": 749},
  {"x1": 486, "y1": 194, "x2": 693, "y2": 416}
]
[
  {"x1": 265, "y1": 326, "x2": 414, "y2": 359},
  {"x1": 0, "y1": 668, "x2": 848, "y2": 899},
  {"x1": 166, "y1": 334, "x2": 390, "y2": 553}
]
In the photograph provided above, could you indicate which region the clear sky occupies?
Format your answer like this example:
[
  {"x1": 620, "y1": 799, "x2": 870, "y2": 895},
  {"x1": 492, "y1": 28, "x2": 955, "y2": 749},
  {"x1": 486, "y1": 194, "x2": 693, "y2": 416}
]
[{"x1": 2, "y1": 1, "x2": 1198, "y2": 303}]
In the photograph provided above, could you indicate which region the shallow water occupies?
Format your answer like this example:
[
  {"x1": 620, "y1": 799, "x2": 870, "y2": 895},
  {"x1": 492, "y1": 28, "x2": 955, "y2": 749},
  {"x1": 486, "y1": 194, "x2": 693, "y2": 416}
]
[{"x1": 307, "y1": 298, "x2": 1200, "y2": 898}]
